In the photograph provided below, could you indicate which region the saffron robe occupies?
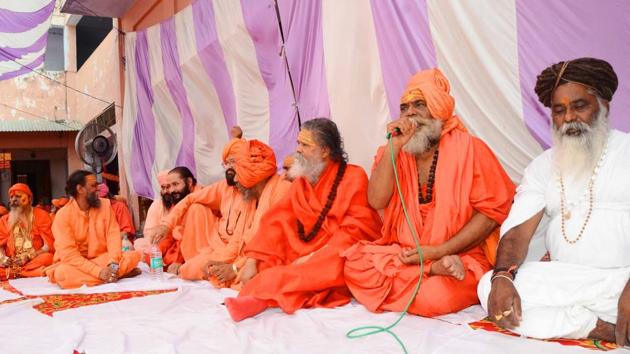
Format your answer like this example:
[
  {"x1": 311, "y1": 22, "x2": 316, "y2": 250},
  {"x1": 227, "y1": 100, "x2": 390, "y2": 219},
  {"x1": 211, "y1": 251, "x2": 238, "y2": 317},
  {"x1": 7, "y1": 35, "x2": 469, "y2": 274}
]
[
  {"x1": 343, "y1": 129, "x2": 515, "y2": 317},
  {"x1": 239, "y1": 162, "x2": 382, "y2": 313},
  {"x1": 45, "y1": 198, "x2": 140, "y2": 289},
  {"x1": 177, "y1": 174, "x2": 290, "y2": 289},
  {"x1": 0, "y1": 207, "x2": 54, "y2": 279}
]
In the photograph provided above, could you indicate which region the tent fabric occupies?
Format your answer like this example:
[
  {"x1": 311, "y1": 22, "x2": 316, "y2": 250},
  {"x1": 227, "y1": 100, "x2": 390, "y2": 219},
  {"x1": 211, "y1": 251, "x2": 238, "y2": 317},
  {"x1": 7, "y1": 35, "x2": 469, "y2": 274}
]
[
  {"x1": 0, "y1": 0, "x2": 55, "y2": 80},
  {"x1": 122, "y1": 0, "x2": 630, "y2": 198}
]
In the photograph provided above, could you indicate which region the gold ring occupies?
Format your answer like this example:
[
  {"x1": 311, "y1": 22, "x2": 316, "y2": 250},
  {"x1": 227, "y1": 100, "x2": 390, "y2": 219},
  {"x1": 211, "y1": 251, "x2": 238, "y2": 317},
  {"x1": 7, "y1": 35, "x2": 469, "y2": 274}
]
[
  {"x1": 494, "y1": 314, "x2": 503, "y2": 321},
  {"x1": 503, "y1": 309, "x2": 513, "y2": 317}
]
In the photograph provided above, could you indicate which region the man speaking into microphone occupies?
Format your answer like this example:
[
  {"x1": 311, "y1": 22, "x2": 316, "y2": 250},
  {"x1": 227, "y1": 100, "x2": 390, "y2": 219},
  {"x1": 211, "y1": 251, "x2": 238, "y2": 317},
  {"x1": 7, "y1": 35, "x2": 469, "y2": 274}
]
[{"x1": 342, "y1": 68, "x2": 516, "y2": 317}]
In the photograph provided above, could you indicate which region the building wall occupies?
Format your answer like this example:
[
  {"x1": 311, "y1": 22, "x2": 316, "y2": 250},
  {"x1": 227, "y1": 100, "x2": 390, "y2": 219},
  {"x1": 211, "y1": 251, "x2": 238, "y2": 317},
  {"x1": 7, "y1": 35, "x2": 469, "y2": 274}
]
[
  {"x1": 0, "y1": 132, "x2": 79, "y2": 204},
  {"x1": 121, "y1": 0, "x2": 192, "y2": 32},
  {"x1": 66, "y1": 29, "x2": 122, "y2": 124}
]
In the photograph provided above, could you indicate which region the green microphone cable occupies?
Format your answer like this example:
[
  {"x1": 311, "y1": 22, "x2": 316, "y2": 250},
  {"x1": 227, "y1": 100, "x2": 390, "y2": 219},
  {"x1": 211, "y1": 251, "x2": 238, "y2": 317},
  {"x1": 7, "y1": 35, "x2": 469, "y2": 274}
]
[{"x1": 346, "y1": 132, "x2": 425, "y2": 354}]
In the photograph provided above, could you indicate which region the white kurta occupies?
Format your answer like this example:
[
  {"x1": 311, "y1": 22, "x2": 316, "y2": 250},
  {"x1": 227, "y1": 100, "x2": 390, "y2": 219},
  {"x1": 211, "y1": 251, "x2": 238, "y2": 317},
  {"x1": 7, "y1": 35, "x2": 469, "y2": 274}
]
[{"x1": 479, "y1": 129, "x2": 630, "y2": 339}]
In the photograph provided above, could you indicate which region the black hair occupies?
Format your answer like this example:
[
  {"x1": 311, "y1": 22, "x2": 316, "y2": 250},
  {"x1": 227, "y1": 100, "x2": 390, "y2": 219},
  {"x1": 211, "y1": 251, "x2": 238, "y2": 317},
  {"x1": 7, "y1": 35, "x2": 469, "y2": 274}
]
[
  {"x1": 65, "y1": 170, "x2": 94, "y2": 198},
  {"x1": 169, "y1": 166, "x2": 197, "y2": 186}
]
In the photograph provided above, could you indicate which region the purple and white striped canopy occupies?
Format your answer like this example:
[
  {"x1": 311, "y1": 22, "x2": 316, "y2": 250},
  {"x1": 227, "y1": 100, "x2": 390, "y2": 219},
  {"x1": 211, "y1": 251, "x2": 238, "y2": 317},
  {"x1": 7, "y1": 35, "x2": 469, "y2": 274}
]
[
  {"x1": 122, "y1": 0, "x2": 630, "y2": 199},
  {"x1": 0, "y1": 0, "x2": 56, "y2": 80}
]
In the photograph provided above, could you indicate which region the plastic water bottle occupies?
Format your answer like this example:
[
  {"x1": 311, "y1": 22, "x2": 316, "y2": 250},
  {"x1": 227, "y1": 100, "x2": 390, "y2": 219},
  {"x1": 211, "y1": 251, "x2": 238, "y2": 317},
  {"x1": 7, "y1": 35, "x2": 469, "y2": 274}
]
[
  {"x1": 122, "y1": 234, "x2": 133, "y2": 252},
  {"x1": 149, "y1": 244, "x2": 163, "y2": 280}
]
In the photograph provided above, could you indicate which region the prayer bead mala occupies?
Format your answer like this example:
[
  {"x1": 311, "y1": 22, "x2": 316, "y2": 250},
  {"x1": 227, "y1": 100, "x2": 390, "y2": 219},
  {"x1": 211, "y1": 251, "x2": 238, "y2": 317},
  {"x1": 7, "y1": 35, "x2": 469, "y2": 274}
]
[
  {"x1": 297, "y1": 161, "x2": 347, "y2": 242},
  {"x1": 558, "y1": 139, "x2": 608, "y2": 244},
  {"x1": 418, "y1": 149, "x2": 439, "y2": 204}
]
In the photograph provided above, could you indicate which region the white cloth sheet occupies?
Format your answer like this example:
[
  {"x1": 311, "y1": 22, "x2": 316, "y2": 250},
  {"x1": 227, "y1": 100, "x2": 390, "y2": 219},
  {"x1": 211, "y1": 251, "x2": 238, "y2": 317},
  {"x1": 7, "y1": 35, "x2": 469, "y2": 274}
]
[
  {"x1": 0, "y1": 287, "x2": 21, "y2": 302},
  {"x1": 50, "y1": 284, "x2": 618, "y2": 354},
  {"x1": 0, "y1": 298, "x2": 84, "y2": 354},
  {"x1": 8, "y1": 263, "x2": 184, "y2": 296}
]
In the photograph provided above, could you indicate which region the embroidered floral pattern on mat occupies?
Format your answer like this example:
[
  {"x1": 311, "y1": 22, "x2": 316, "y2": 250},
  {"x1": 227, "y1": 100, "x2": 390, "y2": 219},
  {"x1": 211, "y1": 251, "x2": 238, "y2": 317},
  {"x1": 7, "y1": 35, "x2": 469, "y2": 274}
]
[
  {"x1": 0, "y1": 280, "x2": 175, "y2": 316},
  {"x1": 469, "y1": 318, "x2": 617, "y2": 351}
]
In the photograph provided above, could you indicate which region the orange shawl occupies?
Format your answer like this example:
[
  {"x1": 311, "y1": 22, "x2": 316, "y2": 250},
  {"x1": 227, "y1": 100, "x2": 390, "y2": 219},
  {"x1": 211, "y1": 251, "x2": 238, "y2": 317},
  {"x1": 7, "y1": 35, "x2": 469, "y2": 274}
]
[{"x1": 375, "y1": 129, "x2": 515, "y2": 265}]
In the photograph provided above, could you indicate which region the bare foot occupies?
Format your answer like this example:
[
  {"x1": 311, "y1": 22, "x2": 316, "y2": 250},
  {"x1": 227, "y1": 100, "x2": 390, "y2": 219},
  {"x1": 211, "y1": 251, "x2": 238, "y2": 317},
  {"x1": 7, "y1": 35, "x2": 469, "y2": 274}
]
[
  {"x1": 588, "y1": 318, "x2": 616, "y2": 342},
  {"x1": 167, "y1": 262, "x2": 182, "y2": 275},
  {"x1": 430, "y1": 255, "x2": 465, "y2": 280},
  {"x1": 120, "y1": 267, "x2": 142, "y2": 279}
]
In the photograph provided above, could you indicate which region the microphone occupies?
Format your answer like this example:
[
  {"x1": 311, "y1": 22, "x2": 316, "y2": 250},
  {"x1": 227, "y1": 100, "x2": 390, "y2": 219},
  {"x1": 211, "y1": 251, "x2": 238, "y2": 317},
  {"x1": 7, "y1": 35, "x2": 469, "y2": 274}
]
[{"x1": 386, "y1": 127, "x2": 402, "y2": 139}]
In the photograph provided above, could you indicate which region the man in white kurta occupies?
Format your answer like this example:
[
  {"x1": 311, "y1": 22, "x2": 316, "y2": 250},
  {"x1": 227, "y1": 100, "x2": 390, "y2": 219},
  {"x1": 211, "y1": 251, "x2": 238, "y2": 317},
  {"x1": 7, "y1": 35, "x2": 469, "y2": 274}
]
[{"x1": 478, "y1": 57, "x2": 630, "y2": 346}]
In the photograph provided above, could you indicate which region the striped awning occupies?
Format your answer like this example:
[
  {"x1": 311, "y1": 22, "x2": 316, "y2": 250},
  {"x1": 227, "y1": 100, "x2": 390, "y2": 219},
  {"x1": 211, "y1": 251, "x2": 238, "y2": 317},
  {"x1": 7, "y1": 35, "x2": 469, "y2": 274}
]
[{"x1": 0, "y1": 0, "x2": 56, "y2": 81}]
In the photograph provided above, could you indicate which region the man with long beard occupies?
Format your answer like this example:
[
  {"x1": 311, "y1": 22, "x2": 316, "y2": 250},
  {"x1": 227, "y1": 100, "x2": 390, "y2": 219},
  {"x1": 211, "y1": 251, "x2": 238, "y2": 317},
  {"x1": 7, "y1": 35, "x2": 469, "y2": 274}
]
[
  {"x1": 0, "y1": 183, "x2": 54, "y2": 280},
  {"x1": 479, "y1": 58, "x2": 630, "y2": 346},
  {"x1": 45, "y1": 170, "x2": 141, "y2": 289},
  {"x1": 224, "y1": 118, "x2": 382, "y2": 322},
  {"x1": 343, "y1": 69, "x2": 515, "y2": 317},
  {"x1": 147, "y1": 139, "x2": 290, "y2": 283},
  {"x1": 150, "y1": 166, "x2": 202, "y2": 273}
]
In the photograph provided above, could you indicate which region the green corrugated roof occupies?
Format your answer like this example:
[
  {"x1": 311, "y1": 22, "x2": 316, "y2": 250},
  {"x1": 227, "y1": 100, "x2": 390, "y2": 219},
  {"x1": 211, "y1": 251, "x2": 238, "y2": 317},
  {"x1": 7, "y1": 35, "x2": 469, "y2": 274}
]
[{"x1": 0, "y1": 119, "x2": 83, "y2": 132}]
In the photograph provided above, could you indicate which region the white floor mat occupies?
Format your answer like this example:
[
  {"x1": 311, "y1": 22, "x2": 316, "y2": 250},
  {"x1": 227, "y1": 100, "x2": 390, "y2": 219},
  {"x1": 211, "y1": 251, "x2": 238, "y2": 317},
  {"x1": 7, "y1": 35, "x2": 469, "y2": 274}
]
[
  {"x1": 8, "y1": 263, "x2": 184, "y2": 296},
  {"x1": 0, "y1": 299, "x2": 84, "y2": 354},
  {"x1": 51, "y1": 285, "x2": 615, "y2": 354},
  {"x1": 0, "y1": 288, "x2": 22, "y2": 302}
]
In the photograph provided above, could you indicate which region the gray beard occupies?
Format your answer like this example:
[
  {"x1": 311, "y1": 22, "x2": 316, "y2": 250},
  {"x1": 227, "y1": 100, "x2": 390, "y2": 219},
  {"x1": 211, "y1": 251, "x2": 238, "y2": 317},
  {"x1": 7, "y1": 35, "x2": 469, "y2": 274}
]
[
  {"x1": 288, "y1": 153, "x2": 327, "y2": 184},
  {"x1": 237, "y1": 183, "x2": 256, "y2": 201},
  {"x1": 402, "y1": 117, "x2": 443, "y2": 155},
  {"x1": 8, "y1": 206, "x2": 32, "y2": 232},
  {"x1": 552, "y1": 102, "x2": 609, "y2": 182}
]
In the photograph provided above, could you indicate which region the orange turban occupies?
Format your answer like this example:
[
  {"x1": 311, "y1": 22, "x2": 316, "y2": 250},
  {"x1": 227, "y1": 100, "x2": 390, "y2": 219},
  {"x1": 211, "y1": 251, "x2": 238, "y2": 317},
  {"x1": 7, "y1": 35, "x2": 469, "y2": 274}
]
[
  {"x1": 401, "y1": 68, "x2": 466, "y2": 136},
  {"x1": 222, "y1": 138, "x2": 245, "y2": 163},
  {"x1": 52, "y1": 197, "x2": 69, "y2": 208},
  {"x1": 8, "y1": 183, "x2": 32, "y2": 199},
  {"x1": 157, "y1": 170, "x2": 169, "y2": 185},
  {"x1": 233, "y1": 139, "x2": 277, "y2": 188}
]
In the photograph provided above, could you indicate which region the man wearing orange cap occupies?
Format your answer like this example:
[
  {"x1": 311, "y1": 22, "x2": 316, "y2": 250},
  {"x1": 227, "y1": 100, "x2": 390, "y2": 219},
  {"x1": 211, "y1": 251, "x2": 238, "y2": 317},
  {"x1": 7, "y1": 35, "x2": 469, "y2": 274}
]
[
  {"x1": 0, "y1": 183, "x2": 54, "y2": 280},
  {"x1": 99, "y1": 183, "x2": 136, "y2": 241},
  {"x1": 342, "y1": 68, "x2": 515, "y2": 317},
  {"x1": 149, "y1": 139, "x2": 291, "y2": 286},
  {"x1": 45, "y1": 170, "x2": 141, "y2": 289},
  {"x1": 223, "y1": 118, "x2": 382, "y2": 322}
]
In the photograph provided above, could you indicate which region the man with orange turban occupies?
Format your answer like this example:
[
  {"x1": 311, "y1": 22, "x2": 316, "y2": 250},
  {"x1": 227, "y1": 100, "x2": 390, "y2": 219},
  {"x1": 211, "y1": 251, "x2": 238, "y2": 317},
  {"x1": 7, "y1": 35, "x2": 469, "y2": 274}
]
[
  {"x1": 0, "y1": 183, "x2": 54, "y2": 280},
  {"x1": 342, "y1": 68, "x2": 515, "y2": 317},
  {"x1": 45, "y1": 170, "x2": 141, "y2": 289},
  {"x1": 148, "y1": 139, "x2": 290, "y2": 285},
  {"x1": 223, "y1": 118, "x2": 382, "y2": 322}
]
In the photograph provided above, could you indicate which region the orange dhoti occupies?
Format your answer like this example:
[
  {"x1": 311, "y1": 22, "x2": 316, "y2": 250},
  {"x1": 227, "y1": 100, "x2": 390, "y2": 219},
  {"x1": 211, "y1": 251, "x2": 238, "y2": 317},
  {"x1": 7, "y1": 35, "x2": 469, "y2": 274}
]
[{"x1": 46, "y1": 251, "x2": 140, "y2": 288}]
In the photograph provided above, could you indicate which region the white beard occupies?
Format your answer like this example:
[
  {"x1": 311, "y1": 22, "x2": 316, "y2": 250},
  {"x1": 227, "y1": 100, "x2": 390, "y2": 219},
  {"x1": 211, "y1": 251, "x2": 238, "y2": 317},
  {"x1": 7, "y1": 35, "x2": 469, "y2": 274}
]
[
  {"x1": 8, "y1": 205, "x2": 31, "y2": 232},
  {"x1": 288, "y1": 153, "x2": 327, "y2": 184},
  {"x1": 403, "y1": 116, "x2": 443, "y2": 155},
  {"x1": 552, "y1": 101, "x2": 609, "y2": 182}
]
